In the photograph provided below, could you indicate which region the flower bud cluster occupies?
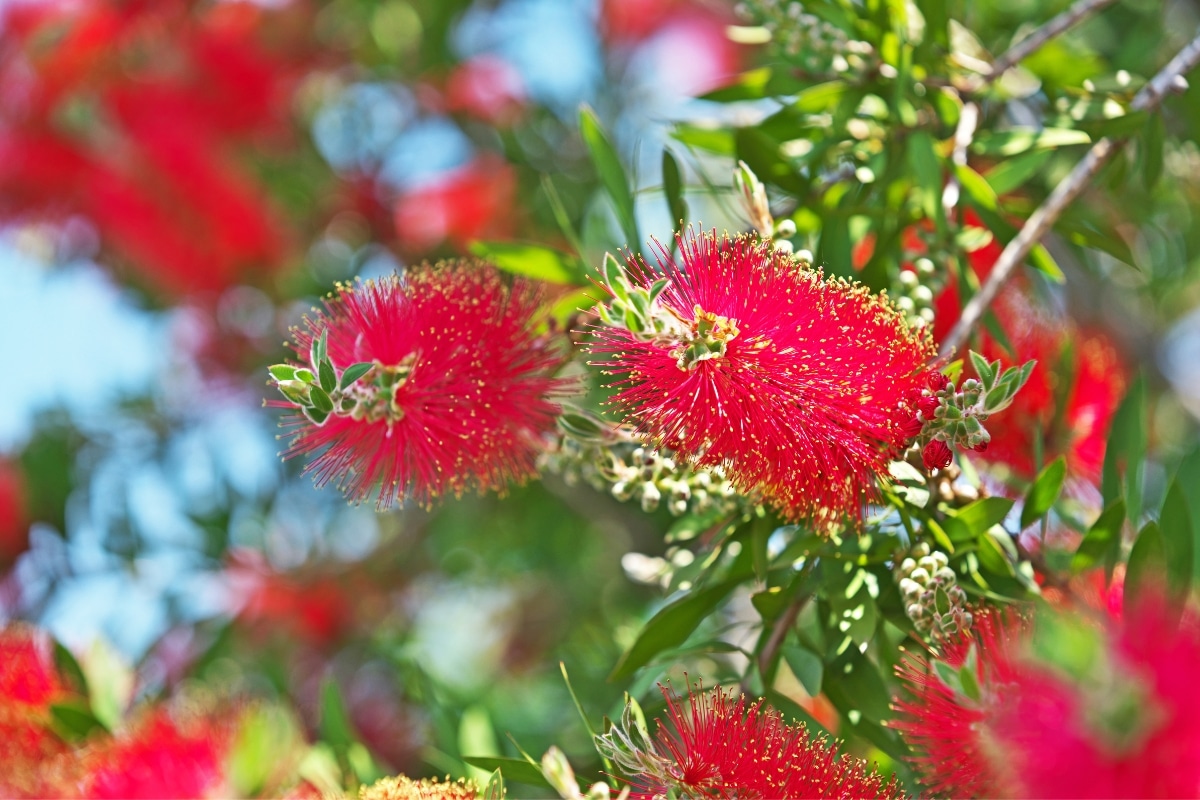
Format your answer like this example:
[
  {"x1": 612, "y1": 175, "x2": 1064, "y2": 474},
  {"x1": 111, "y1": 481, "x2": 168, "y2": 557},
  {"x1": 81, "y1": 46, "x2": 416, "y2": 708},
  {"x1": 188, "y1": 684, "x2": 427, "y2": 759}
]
[
  {"x1": 897, "y1": 542, "x2": 972, "y2": 640},
  {"x1": 736, "y1": 1, "x2": 876, "y2": 75},
  {"x1": 908, "y1": 353, "x2": 1035, "y2": 471},
  {"x1": 893, "y1": 258, "x2": 938, "y2": 329},
  {"x1": 539, "y1": 413, "x2": 743, "y2": 517},
  {"x1": 268, "y1": 330, "x2": 396, "y2": 428}
]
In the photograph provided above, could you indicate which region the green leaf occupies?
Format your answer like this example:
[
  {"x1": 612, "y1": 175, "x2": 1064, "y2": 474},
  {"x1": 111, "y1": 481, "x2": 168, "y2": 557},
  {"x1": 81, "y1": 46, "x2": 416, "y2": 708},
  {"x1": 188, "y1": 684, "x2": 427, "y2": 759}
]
[
  {"x1": 942, "y1": 497, "x2": 1014, "y2": 542},
  {"x1": 1101, "y1": 374, "x2": 1147, "y2": 523},
  {"x1": 609, "y1": 580, "x2": 740, "y2": 681},
  {"x1": 310, "y1": 330, "x2": 328, "y2": 372},
  {"x1": 318, "y1": 359, "x2": 337, "y2": 394},
  {"x1": 541, "y1": 175, "x2": 587, "y2": 259},
  {"x1": 50, "y1": 700, "x2": 108, "y2": 741},
  {"x1": 309, "y1": 385, "x2": 334, "y2": 414},
  {"x1": 662, "y1": 147, "x2": 688, "y2": 228},
  {"x1": 462, "y1": 757, "x2": 551, "y2": 789},
  {"x1": 1159, "y1": 479, "x2": 1194, "y2": 601},
  {"x1": 268, "y1": 364, "x2": 297, "y2": 382},
  {"x1": 579, "y1": 105, "x2": 639, "y2": 249},
  {"x1": 481, "y1": 769, "x2": 505, "y2": 800},
  {"x1": 53, "y1": 641, "x2": 89, "y2": 696},
  {"x1": 1021, "y1": 457, "x2": 1067, "y2": 529},
  {"x1": 295, "y1": 368, "x2": 315, "y2": 384},
  {"x1": 977, "y1": 530, "x2": 1016, "y2": 577},
  {"x1": 971, "y1": 127, "x2": 1091, "y2": 156},
  {"x1": 1071, "y1": 500, "x2": 1126, "y2": 576},
  {"x1": 791, "y1": 80, "x2": 849, "y2": 113},
  {"x1": 1126, "y1": 521, "x2": 1166, "y2": 609},
  {"x1": 906, "y1": 130, "x2": 943, "y2": 221},
  {"x1": 303, "y1": 407, "x2": 329, "y2": 426},
  {"x1": 983, "y1": 149, "x2": 1053, "y2": 194},
  {"x1": 671, "y1": 124, "x2": 735, "y2": 156},
  {"x1": 955, "y1": 164, "x2": 998, "y2": 210},
  {"x1": 968, "y1": 350, "x2": 996, "y2": 388},
  {"x1": 823, "y1": 648, "x2": 891, "y2": 725},
  {"x1": 1029, "y1": 243, "x2": 1066, "y2": 282},
  {"x1": 782, "y1": 644, "x2": 824, "y2": 696},
  {"x1": 319, "y1": 678, "x2": 355, "y2": 752},
  {"x1": 470, "y1": 241, "x2": 583, "y2": 285},
  {"x1": 339, "y1": 362, "x2": 373, "y2": 389}
]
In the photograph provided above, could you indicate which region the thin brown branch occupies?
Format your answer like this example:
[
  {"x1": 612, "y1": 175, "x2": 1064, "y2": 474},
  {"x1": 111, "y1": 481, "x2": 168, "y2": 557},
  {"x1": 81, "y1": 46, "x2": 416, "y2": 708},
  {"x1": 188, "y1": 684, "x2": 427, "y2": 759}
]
[
  {"x1": 983, "y1": 0, "x2": 1119, "y2": 84},
  {"x1": 939, "y1": 29, "x2": 1200, "y2": 359},
  {"x1": 753, "y1": 559, "x2": 818, "y2": 690}
]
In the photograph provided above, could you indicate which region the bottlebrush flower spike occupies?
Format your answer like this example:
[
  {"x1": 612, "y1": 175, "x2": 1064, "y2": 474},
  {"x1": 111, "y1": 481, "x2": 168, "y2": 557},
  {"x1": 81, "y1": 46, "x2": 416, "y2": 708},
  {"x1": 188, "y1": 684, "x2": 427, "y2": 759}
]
[
  {"x1": 587, "y1": 229, "x2": 936, "y2": 525},
  {"x1": 598, "y1": 684, "x2": 901, "y2": 799},
  {"x1": 891, "y1": 608, "x2": 1026, "y2": 798},
  {"x1": 893, "y1": 596, "x2": 1200, "y2": 798},
  {"x1": 271, "y1": 262, "x2": 567, "y2": 508}
]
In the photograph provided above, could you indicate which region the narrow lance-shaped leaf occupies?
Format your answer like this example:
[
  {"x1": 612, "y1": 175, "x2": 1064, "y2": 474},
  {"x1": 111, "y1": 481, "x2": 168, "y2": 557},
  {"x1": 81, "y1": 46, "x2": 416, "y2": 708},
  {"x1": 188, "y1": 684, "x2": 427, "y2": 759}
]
[
  {"x1": 1020, "y1": 456, "x2": 1067, "y2": 529},
  {"x1": 579, "y1": 105, "x2": 640, "y2": 249},
  {"x1": 662, "y1": 147, "x2": 688, "y2": 227}
]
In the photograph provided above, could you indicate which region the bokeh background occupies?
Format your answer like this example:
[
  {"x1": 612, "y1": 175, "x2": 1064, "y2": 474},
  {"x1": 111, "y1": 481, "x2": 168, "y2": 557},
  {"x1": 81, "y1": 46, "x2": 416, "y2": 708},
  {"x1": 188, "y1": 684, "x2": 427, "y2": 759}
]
[{"x1": 5, "y1": 0, "x2": 1200, "y2": 793}]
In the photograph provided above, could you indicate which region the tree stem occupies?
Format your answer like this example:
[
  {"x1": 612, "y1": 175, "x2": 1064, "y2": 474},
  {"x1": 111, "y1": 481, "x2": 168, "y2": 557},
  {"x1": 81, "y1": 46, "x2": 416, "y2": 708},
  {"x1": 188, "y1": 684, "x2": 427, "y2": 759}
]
[{"x1": 939, "y1": 30, "x2": 1200, "y2": 359}]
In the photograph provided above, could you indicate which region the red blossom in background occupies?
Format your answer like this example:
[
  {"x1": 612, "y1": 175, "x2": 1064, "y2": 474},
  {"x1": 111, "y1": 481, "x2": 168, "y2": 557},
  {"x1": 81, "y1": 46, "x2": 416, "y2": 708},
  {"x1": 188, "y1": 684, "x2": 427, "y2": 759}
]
[
  {"x1": 84, "y1": 709, "x2": 231, "y2": 799},
  {"x1": 589, "y1": 231, "x2": 936, "y2": 525},
  {"x1": 0, "y1": 459, "x2": 29, "y2": 569},
  {"x1": 443, "y1": 55, "x2": 527, "y2": 126},
  {"x1": 624, "y1": 684, "x2": 900, "y2": 799},
  {"x1": 280, "y1": 262, "x2": 567, "y2": 508},
  {"x1": 0, "y1": 625, "x2": 71, "y2": 798},
  {"x1": 932, "y1": 217, "x2": 1127, "y2": 482},
  {"x1": 891, "y1": 609, "x2": 1027, "y2": 797},
  {"x1": 0, "y1": 0, "x2": 314, "y2": 294},
  {"x1": 893, "y1": 596, "x2": 1200, "y2": 798},
  {"x1": 225, "y1": 549, "x2": 355, "y2": 649},
  {"x1": 392, "y1": 157, "x2": 517, "y2": 255}
]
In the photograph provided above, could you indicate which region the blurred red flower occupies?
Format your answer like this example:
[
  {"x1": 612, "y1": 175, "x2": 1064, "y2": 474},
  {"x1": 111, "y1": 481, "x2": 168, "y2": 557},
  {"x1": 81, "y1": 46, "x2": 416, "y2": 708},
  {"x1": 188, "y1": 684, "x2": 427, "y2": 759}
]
[
  {"x1": 894, "y1": 596, "x2": 1200, "y2": 798},
  {"x1": 0, "y1": 0, "x2": 313, "y2": 294},
  {"x1": 85, "y1": 709, "x2": 230, "y2": 799},
  {"x1": 280, "y1": 262, "x2": 567, "y2": 508},
  {"x1": 625, "y1": 684, "x2": 900, "y2": 799},
  {"x1": 225, "y1": 549, "x2": 354, "y2": 648},
  {"x1": 0, "y1": 460, "x2": 29, "y2": 569},
  {"x1": 392, "y1": 157, "x2": 516, "y2": 255},
  {"x1": 589, "y1": 230, "x2": 935, "y2": 525},
  {"x1": 443, "y1": 55, "x2": 526, "y2": 126},
  {"x1": 932, "y1": 217, "x2": 1127, "y2": 482},
  {"x1": 0, "y1": 625, "x2": 71, "y2": 798}
]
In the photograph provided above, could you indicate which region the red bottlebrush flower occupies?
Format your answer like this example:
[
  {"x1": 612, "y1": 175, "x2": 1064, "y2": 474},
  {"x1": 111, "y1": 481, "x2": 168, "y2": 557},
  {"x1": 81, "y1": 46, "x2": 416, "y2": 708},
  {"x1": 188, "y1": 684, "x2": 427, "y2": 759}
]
[
  {"x1": 278, "y1": 262, "x2": 567, "y2": 508},
  {"x1": 615, "y1": 685, "x2": 901, "y2": 799},
  {"x1": 891, "y1": 609, "x2": 1027, "y2": 798},
  {"x1": 0, "y1": 625, "x2": 63, "y2": 708},
  {"x1": 600, "y1": 0, "x2": 681, "y2": 42},
  {"x1": 588, "y1": 230, "x2": 936, "y2": 525},
  {"x1": 921, "y1": 440, "x2": 952, "y2": 471},
  {"x1": 0, "y1": 625, "x2": 72, "y2": 798},
  {"x1": 0, "y1": 0, "x2": 313, "y2": 294},
  {"x1": 894, "y1": 597, "x2": 1200, "y2": 798},
  {"x1": 392, "y1": 157, "x2": 516, "y2": 255},
  {"x1": 84, "y1": 709, "x2": 230, "y2": 799},
  {"x1": 0, "y1": 459, "x2": 30, "y2": 569}
]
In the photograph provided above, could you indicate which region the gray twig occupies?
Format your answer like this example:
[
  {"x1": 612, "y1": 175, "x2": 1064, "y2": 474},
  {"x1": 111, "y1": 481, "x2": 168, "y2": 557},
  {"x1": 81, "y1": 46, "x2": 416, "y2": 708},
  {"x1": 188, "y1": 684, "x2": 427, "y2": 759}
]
[
  {"x1": 939, "y1": 30, "x2": 1200, "y2": 359},
  {"x1": 983, "y1": 0, "x2": 1119, "y2": 85}
]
